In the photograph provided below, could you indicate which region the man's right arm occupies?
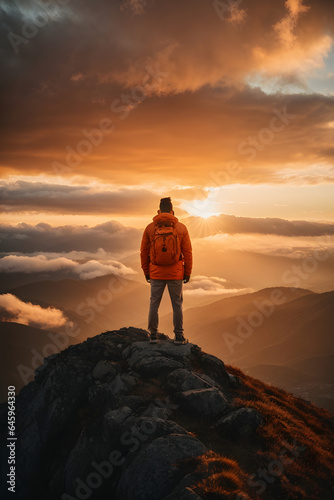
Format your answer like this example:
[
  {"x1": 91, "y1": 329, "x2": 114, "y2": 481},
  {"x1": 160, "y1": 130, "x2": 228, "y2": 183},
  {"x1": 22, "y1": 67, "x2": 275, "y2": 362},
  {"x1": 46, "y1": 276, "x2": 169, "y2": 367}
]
[{"x1": 140, "y1": 227, "x2": 150, "y2": 276}]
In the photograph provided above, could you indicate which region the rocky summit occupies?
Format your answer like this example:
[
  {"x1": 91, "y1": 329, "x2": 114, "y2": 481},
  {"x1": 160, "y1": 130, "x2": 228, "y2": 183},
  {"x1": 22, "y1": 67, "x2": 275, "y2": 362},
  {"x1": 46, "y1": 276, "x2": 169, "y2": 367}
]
[{"x1": 0, "y1": 327, "x2": 333, "y2": 500}]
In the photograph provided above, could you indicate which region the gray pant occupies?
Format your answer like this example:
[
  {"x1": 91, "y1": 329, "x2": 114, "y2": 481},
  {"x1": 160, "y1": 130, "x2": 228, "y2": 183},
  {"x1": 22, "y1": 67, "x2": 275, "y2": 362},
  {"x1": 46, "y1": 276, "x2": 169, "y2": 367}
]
[{"x1": 148, "y1": 279, "x2": 183, "y2": 335}]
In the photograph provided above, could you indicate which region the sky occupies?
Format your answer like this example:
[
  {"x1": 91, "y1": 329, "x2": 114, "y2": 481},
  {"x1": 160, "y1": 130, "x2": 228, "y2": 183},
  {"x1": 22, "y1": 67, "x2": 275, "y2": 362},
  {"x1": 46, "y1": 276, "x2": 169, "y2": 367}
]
[{"x1": 1, "y1": 0, "x2": 334, "y2": 301}]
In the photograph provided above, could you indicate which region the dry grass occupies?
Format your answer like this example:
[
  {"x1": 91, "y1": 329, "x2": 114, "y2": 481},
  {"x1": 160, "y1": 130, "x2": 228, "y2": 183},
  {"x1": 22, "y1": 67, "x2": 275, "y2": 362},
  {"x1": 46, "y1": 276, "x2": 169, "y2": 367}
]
[
  {"x1": 190, "y1": 452, "x2": 253, "y2": 499},
  {"x1": 179, "y1": 364, "x2": 334, "y2": 499},
  {"x1": 127, "y1": 359, "x2": 334, "y2": 498},
  {"x1": 194, "y1": 364, "x2": 334, "y2": 499}
]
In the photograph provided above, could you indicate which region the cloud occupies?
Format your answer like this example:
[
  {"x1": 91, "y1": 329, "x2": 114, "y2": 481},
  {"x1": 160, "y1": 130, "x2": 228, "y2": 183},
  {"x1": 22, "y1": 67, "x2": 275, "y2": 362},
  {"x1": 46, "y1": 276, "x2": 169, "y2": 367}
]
[
  {"x1": 74, "y1": 260, "x2": 137, "y2": 280},
  {"x1": 274, "y1": 0, "x2": 310, "y2": 47},
  {"x1": 0, "y1": 293, "x2": 70, "y2": 328},
  {"x1": 199, "y1": 233, "x2": 334, "y2": 258},
  {"x1": 120, "y1": 0, "x2": 147, "y2": 15},
  {"x1": 0, "y1": 255, "x2": 76, "y2": 273},
  {"x1": 0, "y1": 221, "x2": 141, "y2": 253},
  {"x1": 0, "y1": 178, "x2": 207, "y2": 217},
  {"x1": 1, "y1": 86, "x2": 333, "y2": 187},
  {"x1": 0, "y1": 255, "x2": 137, "y2": 279},
  {"x1": 0, "y1": 180, "x2": 159, "y2": 215},
  {"x1": 191, "y1": 233, "x2": 334, "y2": 292},
  {"x1": 70, "y1": 73, "x2": 85, "y2": 82},
  {"x1": 0, "y1": 248, "x2": 123, "y2": 263},
  {"x1": 1, "y1": 213, "x2": 334, "y2": 257},
  {"x1": 185, "y1": 214, "x2": 334, "y2": 238},
  {"x1": 1, "y1": 0, "x2": 333, "y2": 185},
  {"x1": 184, "y1": 275, "x2": 253, "y2": 297}
]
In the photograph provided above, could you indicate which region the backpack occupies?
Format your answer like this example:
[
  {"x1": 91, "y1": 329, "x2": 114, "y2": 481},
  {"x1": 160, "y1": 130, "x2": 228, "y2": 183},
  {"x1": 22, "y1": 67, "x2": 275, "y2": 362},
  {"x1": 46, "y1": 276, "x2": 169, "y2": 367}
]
[{"x1": 150, "y1": 220, "x2": 181, "y2": 266}]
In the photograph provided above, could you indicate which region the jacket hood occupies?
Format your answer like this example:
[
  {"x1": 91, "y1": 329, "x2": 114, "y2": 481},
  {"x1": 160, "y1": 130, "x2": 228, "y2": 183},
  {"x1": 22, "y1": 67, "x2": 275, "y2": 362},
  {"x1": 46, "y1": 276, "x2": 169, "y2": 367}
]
[{"x1": 153, "y1": 213, "x2": 179, "y2": 224}]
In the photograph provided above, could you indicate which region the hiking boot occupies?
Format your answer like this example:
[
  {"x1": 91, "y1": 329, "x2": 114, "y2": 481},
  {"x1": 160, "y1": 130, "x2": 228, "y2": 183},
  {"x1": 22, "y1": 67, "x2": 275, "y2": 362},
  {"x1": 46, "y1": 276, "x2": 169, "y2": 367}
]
[
  {"x1": 149, "y1": 332, "x2": 158, "y2": 343},
  {"x1": 174, "y1": 334, "x2": 187, "y2": 345}
]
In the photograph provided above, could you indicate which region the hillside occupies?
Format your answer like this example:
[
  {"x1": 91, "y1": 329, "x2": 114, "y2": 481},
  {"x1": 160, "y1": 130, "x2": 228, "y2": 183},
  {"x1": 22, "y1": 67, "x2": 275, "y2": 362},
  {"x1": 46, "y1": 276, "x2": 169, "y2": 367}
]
[
  {"x1": 0, "y1": 327, "x2": 333, "y2": 500},
  {"x1": 0, "y1": 321, "x2": 78, "y2": 402},
  {"x1": 158, "y1": 287, "x2": 333, "y2": 370},
  {"x1": 158, "y1": 287, "x2": 313, "y2": 342},
  {"x1": 159, "y1": 288, "x2": 334, "y2": 412},
  {"x1": 288, "y1": 354, "x2": 334, "y2": 383},
  {"x1": 6, "y1": 275, "x2": 167, "y2": 330},
  {"x1": 245, "y1": 363, "x2": 334, "y2": 414},
  {"x1": 7, "y1": 275, "x2": 144, "y2": 313},
  {"x1": 235, "y1": 290, "x2": 334, "y2": 366}
]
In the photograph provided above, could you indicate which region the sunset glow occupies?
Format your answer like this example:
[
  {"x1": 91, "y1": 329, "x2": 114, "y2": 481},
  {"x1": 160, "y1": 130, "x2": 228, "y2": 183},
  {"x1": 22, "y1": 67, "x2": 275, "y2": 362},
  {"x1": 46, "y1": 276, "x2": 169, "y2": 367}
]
[{"x1": 0, "y1": 0, "x2": 333, "y2": 293}]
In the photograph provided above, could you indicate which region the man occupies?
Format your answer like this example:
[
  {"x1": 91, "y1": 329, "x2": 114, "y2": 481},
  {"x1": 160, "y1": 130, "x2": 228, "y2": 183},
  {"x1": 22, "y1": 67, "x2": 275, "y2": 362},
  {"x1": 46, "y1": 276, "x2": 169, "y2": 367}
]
[{"x1": 140, "y1": 197, "x2": 192, "y2": 344}]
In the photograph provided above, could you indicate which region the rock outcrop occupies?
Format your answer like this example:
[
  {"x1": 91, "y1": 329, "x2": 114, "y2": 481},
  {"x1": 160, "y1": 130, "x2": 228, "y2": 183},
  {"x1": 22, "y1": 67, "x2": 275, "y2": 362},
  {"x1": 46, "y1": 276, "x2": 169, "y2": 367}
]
[{"x1": 0, "y1": 326, "x2": 270, "y2": 500}]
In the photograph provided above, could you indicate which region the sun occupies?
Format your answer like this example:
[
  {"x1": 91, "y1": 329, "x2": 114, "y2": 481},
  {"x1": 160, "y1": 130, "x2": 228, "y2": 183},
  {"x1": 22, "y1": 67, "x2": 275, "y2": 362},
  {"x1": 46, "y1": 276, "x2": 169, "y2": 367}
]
[
  {"x1": 181, "y1": 199, "x2": 221, "y2": 219},
  {"x1": 198, "y1": 211, "x2": 216, "y2": 219}
]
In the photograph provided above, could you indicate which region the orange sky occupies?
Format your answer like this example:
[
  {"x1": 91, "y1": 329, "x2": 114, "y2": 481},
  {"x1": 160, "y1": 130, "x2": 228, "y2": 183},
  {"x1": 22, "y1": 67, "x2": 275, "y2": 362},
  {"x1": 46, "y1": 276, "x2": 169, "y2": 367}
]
[
  {"x1": 1, "y1": 0, "x2": 334, "y2": 293},
  {"x1": 1, "y1": 0, "x2": 334, "y2": 219}
]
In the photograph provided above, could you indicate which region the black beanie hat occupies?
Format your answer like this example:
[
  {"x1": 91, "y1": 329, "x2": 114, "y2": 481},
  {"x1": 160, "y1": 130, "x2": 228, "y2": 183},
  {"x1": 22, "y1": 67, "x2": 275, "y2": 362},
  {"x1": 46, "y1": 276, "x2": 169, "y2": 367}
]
[{"x1": 159, "y1": 197, "x2": 173, "y2": 213}]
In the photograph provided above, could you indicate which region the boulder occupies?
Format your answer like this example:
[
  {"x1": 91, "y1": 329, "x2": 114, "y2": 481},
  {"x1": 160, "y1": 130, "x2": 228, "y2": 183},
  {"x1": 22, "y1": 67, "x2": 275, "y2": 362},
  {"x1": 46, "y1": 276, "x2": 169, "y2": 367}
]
[
  {"x1": 139, "y1": 396, "x2": 179, "y2": 420},
  {"x1": 92, "y1": 360, "x2": 119, "y2": 381},
  {"x1": 215, "y1": 407, "x2": 264, "y2": 439},
  {"x1": 64, "y1": 413, "x2": 192, "y2": 497},
  {"x1": 88, "y1": 374, "x2": 137, "y2": 410},
  {"x1": 64, "y1": 406, "x2": 134, "y2": 496},
  {"x1": 164, "y1": 368, "x2": 218, "y2": 393},
  {"x1": 116, "y1": 433, "x2": 207, "y2": 500},
  {"x1": 197, "y1": 352, "x2": 230, "y2": 389},
  {"x1": 227, "y1": 373, "x2": 244, "y2": 389},
  {"x1": 163, "y1": 473, "x2": 203, "y2": 500},
  {"x1": 175, "y1": 387, "x2": 231, "y2": 420},
  {"x1": 119, "y1": 395, "x2": 146, "y2": 411},
  {"x1": 14, "y1": 361, "x2": 91, "y2": 498},
  {"x1": 163, "y1": 486, "x2": 203, "y2": 500},
  {"x1": 141, "y1": 404, "x2": 173, "y2": 420},
  {"x1": 123, "y1": 341, "x2": 195, "y2": 368},
  {"x1": 129, "y1": 355, "x2": 184, "y2": 379},
  {"x1": 111, "y1": 373, "x2": 137, "y2": 394},
  {"x1": 64, "y1": 407, "x2": 133, "y2": 495},
  {"x1": 88, "y1": 381, "x2": 117, "y2": 409}
]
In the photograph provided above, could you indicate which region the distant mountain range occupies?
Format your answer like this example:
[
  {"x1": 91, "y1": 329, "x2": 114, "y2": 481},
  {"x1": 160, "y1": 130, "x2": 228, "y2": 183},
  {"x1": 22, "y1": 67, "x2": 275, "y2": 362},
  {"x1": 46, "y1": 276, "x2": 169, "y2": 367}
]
[{"x1": 159, "y1": 287, "x2": 334, "y2": 368}]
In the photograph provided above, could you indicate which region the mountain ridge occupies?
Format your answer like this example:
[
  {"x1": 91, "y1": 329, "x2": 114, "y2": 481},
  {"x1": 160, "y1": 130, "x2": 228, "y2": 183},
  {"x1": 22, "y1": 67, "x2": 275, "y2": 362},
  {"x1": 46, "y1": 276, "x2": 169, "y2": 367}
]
[
  {"x1": 1, "y1": 286, "x2": 333, "y2": 413},
  {"x1": 0, "y1": 327, "x2": 333, "y2": 500}
]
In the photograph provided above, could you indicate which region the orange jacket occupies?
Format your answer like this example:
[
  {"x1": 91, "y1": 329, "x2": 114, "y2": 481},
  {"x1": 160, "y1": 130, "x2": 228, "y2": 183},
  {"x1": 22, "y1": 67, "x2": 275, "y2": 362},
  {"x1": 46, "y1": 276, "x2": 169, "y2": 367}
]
[{"x1": 140, "y1": 213, "x2": 192, "y2": 280}]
